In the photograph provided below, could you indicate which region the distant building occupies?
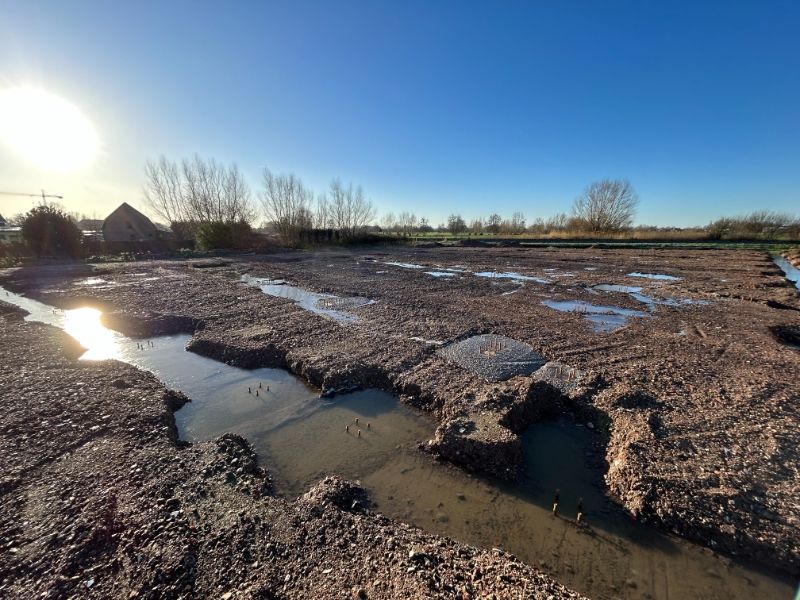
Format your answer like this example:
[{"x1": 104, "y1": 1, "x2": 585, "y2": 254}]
[
  {"x1": 102, "y1": 203, "x2": 162, "y2": 243},
  {"x1": 77, "y1": 218, "x2": 105, "y2": 242},
  {"x1": 0, "y1": 214, "x2": 23, "y2": 245}
]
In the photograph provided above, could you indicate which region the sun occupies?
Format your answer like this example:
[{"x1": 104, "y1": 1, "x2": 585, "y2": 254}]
[{"x1": 0, "y1": 87, "x2": 99, "y2": 172}]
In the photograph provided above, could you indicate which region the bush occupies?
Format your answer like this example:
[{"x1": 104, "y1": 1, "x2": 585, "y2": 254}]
[
  {"x1": 195, "y1": 221, "x2": 252, "y2": 250},
  {"x1": 21, "y1": 204, "x2": 83, "y2": 258}
]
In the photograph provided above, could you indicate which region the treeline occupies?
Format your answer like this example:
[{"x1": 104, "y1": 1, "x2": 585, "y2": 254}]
[
  {"x1": 705, "y1": 211, "x2": 800, "y2": 240},
  {"x1": 381, "y1": 180, "x2": 799, "y2": 241},
  {"x1": 391, "y1": 210, "x2": 800, "y2": 240},
  {"x1": 144, "y1": 155, "x2": 376, "y2": 247},
  {"x1": 384, "y1": 179, "x2": 640, "y2": 236}
]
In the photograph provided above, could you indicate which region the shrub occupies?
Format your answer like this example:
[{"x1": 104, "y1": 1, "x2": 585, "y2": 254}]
[
  {"x1": 196, "y1": 221, "x2": 252, "y2": 250},
  {"x1": 21, "y1": 204, "x2": 83, "y2": 258}
]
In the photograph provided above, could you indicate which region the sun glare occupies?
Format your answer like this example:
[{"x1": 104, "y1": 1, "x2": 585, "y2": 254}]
[
  {"x1": 0, "y1": 87, "x2": 99, "y2": 172},
  {"x1": 63, "y1": 307, "x2": 120, "y2": 361}
]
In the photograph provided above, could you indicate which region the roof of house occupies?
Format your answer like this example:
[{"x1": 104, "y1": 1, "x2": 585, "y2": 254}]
[{"x1": 102, "y1": 203, "x2": 157, "y2": 232}]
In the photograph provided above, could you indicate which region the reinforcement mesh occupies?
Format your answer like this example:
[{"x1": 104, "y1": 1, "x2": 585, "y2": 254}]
[{"x1": 438, "y1": 334, "x2": 546, "y2": 382}]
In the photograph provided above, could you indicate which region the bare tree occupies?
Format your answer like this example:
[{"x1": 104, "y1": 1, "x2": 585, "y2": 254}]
[
  {"x1": 144, "y1": 154, "x2": 255, "y2": 227},
  {"x1": 327, "y1": 179, "x2": 376, "y2": 237},
  {"x1": 572, "y1": 179, "x2": 638, "y2": 232},
  {"x1": 144, "y1": 155, "x2": 184, "y2": 224},
  {"x1": 510, "y1": 211, "x2": 525, "y2": 234},
  {"x1": 314, "y1": 194, "x2": 331, "y2": 229},
  {"x1": 397, "y1": 211, "x2": 417, "y2": 235},
  {"x1": 381, "y1": 211, "x2": 397, "y2": 232},
  {"x1": 547, "y1": 212, "x2": 568, "y2": 231},
  {"x1": 260, "y1": 168, "x2": 315, "y2": 242},
  {"x1": 469, "y1": 218, "x2": 483, "y2": 234}
]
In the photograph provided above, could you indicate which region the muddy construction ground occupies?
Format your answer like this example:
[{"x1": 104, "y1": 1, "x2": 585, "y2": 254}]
[
  {"x1": 1, "y1": 245, "x2": 799, "y2": 593},
  {"x1": 0, "y1": 299, "x2": 582, "y2": 599}
]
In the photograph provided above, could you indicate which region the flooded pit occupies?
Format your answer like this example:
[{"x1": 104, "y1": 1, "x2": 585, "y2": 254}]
[
  {"x1": 240, "y1": 274, "x2": 373, "y2": 323},
  {"x1": 592, "y1": 284, "x2": 708, "y2": 310},
  {"x1": 542, "y1": 299, "x2": 649, "y2": 332},
  {"x1": 1, "y1": 286, "x2": 794, "y2": 600}
]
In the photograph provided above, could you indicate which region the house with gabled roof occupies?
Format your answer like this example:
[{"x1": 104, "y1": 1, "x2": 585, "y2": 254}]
[{"x1": 102, "y1": 203, "x2": 161, "y2": 243}]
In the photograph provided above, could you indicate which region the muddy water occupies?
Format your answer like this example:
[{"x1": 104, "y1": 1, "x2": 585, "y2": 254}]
[
  {"x1": 1, "y1": 287, "x2": 794, "y2": 600},
  {"x1": 260, "y1": 401, "x2": 793, "y2": 600}
]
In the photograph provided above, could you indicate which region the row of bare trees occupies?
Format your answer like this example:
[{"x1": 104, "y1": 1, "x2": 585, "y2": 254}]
[
  {"x1": 144, "y1": 155, "x2": 376, "y2": 243},
  {"x1": 379, "y1": 180, "x2": 639, "y2": 236},
  {"x1": 260, "y1": 171, "x2": 376, "y2": 242}
]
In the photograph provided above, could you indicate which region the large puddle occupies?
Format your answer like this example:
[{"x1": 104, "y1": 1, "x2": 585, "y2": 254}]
[
  {"x1": 240, "y1": 274, "x2": 373, "y2": 323},
  {"x1": 627, "y1": 272, "x2": 682, "y2": 281},
  {"x1": 1, "y1": 286, "x2": 794, "y2": 600},
  {"x1": 773, "y1": 255, "x2": 800, "y2": 289},
  {"x1": 542, "y1": 299, "x2": 650, "y2": 333}
]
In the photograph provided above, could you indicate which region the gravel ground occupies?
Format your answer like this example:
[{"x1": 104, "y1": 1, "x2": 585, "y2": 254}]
[
  {"x1": 2, "y1": 244, "x2": 798, "y2": 578},
  {"x1": 0, "y1": 303, "x2": 584, "y2": 599}
]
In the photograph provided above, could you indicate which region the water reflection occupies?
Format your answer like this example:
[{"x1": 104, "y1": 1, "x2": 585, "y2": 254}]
[{"x1": 63, "y1": 307, "x2": 122, "y2": 360}]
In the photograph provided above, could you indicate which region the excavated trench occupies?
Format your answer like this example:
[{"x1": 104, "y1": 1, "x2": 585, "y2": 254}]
[{"x1": 0, "y1": 285, "x2": 794, "y2": 600}]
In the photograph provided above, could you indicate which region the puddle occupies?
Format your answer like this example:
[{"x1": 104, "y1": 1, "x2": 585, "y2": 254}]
[
  {"x1": 79, "y1": 277, "x2": 110, "y2": 286},
  {"x1": 409, "y1": 336, "x2": 445, "y2": 346},
  {"x1": 591, "y1": 284, "x2": 709, "y2": 312},
  {"x1": 593, "y1": 284, "x2": 657, "y2": 309},
  {"x1": 773, "y1": 255, "x2": 800, "y2": 289},
  {"x1": 542, "y1": 299, "x2": 649, "y2": 332},
  {"x1": 1, "y1": 287, "x2": 793, "y2": 600},
  {"x1": 475, "y1": 271, "x2": 552, "y2": 284},
  {"x1": 627, "y1": 272, "x2": 682, "y2": 281},
  {"x1": 241, "y1": 275, "x2": 372, "y2": 323},
  {"x1": 545, "y1": 269, "x2": 576, "y2": 278},
  {"x1": 424, "y1": 271, "x2": 458, "y2": 278},
  {"x1": 0, "y1": 288, "x2": 322, "y2": 437},
  {"x1": 385, "y1": 261, "x2": 424, "y2": 269},
  {"x1": 385, "y1": 262, "x2": 459, "y2": 278}
]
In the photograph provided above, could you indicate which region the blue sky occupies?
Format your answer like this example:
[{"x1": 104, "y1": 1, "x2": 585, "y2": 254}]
[{"x1": 1, "y1": 1, "x2": 798, "y2": 226}]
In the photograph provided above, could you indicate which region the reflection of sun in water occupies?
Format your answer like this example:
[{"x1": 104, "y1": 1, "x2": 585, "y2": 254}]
[
  {"x1": 0, "y1": 87, "x2": 99, "y2": 172},
  {"x1": 63, "y1": 307, "x2": 120, "y2": 360}
]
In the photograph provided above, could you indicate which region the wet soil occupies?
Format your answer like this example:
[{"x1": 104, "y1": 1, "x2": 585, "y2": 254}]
[
  {"x1": 0, "y1": 303, "x2": 582, "y2": 599},
  {"x1": 2, "y1": 246, "x2": 799, "y2": 585}
]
